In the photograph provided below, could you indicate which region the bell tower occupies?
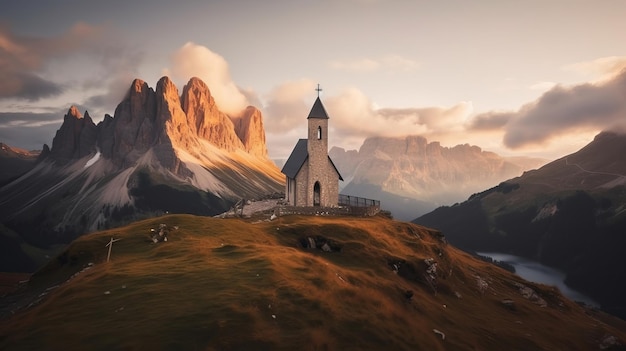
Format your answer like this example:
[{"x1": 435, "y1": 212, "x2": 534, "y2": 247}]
[{"x1": 306, "y1": 84, "x2": 330, "y2": 206}]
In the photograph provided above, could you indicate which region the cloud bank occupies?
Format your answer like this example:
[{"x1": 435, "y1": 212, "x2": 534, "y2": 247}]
[
  {"x1": 0, "y1": 23, "x2": 103, "y2": 101},
  {"x1": 165, "y1": 42, "x2": 250, "y2": 116},
  {"x1": 470, "y1": 65, "x2": 626, "y2": 149},
  {"x1": 263, "y1": 82, "x2": 474, "y2": 158}
]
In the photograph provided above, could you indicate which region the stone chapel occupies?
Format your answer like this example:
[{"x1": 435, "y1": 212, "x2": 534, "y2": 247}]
[{"x1": 281, "y1": 95, "x2": 343, "y2": 207}]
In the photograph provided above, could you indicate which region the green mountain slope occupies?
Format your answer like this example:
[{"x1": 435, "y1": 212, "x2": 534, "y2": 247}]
[{"x1": 1, "y1": 214, "x2": 625, "y2": 350}]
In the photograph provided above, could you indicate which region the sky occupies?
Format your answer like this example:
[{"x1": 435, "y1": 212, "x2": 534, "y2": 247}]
[{"x1": 1, "y1": 0, "x2": 625, "y2": 161}]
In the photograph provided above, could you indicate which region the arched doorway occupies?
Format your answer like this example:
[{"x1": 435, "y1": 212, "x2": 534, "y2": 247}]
[{"x1": 313, "y1": 181, "x2": 321, "y2": 206}]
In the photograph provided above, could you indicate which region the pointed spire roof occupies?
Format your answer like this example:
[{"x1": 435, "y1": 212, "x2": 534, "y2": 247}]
[{"x1": 307, "y1": 97, "x2": 329, "y2": 119}]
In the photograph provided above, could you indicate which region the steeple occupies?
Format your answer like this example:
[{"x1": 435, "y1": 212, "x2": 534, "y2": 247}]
[{"x1": 307, "y1": 97, "x2": 330, "y2": 119}]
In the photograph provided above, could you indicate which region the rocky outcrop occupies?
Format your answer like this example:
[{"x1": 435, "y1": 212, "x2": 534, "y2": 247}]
[
  {"x1": 0, "y1": 76, "x2": 285, "y2": 274},
  {"x1": 232, "y1": 106, "x2": 268, "y2": 157},
  {"x1": 331, "y1": 135, "x2": 545, "y2": 204},
  {"x1": 48, "y1": 76, "x2": 272, "y2": 172},
  {"x1": 50, "y1": 106, "x2": 97, "y2": 161},
  {"x1": 181, "y1": 77, "x2": 244, "y2": 152},
  {"x1": 99, "y1": 79, "x2": 157, "y2": 167}
]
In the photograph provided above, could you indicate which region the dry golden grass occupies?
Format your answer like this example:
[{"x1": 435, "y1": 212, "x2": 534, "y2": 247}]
[{"x1": 1, "y1": 214, "x2": 625, "y2": 350}]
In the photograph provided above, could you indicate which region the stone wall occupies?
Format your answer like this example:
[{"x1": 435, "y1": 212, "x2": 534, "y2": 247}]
[
  {"x1": 306, "y1": 118, "x2": 339, "y2": 207},
  {"x1": 274, "y1": 205, "x2": 379, "y2": 217}
]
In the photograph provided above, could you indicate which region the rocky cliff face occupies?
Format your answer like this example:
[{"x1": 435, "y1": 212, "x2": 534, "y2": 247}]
[
  {"x1": 231, "y1": 106, "x2": 268, "y2": 157},
  {"x1": 0, "y1": 76, "x2": 284, "y2": 272},
  {"x1": 329, "y1": 135, "x2": 546, "y2": 220},
  {"x1": 180, "y1": 77, "x2": 244, "y2": 153},
  {"x1": 331, "y1": 135, "x2": 545, "y2": 205},
  {"x1": 50, "y1": 76, "x2": 272, "y2": 173},
  {"x1": 50, "y1": 106, "x2": 98, "y2": 161}
]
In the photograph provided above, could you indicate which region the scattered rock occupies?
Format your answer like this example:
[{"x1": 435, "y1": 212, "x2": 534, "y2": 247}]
[
  {"x1": 150, "y1": 223, "x2": 171, "y2": 243},
  {"x1": 514, "y1": 282, "x2": 547, "y2": 307},
  {"x1": 404, "y1": 290, "x2": 414, "y2": 300},
  {"x1": 501, "y1": 299, "x2": 516, "y2": 311},
  {"x1": 476, "y1": 275, "x2": 489, "y2": 294},
  {"x1": 300, "y1": 235, "x2": 341, "y2": 252},
  {"x1": 424, "y1": 258, "x2": 437, "y2": 275},
  {"x1": 599, "y1": 335, "x2": 621, "y2": 350}
]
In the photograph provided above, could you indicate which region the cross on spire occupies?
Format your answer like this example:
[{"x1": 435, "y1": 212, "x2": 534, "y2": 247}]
[{"x1": 315, "y1": 84, "x2": 322, "y2": 97}]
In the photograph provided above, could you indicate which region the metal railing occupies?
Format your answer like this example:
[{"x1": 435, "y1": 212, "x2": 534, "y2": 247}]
[{"x1": 338, "y1": 194, "x2": 380, "y2": 208}]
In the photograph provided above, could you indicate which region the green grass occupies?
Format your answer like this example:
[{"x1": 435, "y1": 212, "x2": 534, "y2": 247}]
[{"x1": 1, "y1": 214, "x2": 625, "y2": 350}]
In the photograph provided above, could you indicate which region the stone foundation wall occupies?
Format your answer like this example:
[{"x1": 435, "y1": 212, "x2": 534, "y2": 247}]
[{"x1": 274, "y1": 205, "x2": 380, "y2": 217}]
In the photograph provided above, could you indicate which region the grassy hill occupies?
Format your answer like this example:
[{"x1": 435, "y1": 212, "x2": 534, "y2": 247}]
[{"x1": 1, "y1": 214, "x2": 625, "y2": 350}]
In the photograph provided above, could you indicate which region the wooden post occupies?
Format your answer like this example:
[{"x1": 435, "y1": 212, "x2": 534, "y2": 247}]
[{"x1": 106, "y1": 237, "x2": 121, "y2": 262}]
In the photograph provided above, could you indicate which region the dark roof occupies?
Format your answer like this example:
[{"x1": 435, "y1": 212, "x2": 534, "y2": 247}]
[
  {"x1": 281, "y1": 139, "x2": 344, "y2": 181},
  {"x1": 307, "y1": 97, "x2": 330, "y2": 119},
  {"x1": 281, "y1": 139, "x2": 308, "y2": 178},
  {"x1": 329, "y1": 156, "x2": 344, "y2": 181}
]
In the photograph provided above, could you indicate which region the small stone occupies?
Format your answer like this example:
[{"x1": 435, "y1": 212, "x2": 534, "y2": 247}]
[
  {"x1": 104, "y1": 291, "x2": 111, "y2": 295},
  {"x1": 501, "y1": 299, "x2": 516, "y2": 310}
]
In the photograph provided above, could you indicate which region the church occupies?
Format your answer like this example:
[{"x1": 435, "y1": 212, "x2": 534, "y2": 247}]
[{"x1": 281, "y1": 93, "x2": 343, "y2": 207}]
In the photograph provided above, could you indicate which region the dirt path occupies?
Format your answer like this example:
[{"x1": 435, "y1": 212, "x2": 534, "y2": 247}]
[{"x1": 565, "y1": 157, "x2": 626, "y2": 179}]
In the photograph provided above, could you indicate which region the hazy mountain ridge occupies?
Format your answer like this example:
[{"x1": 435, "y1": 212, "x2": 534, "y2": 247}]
[
  {"x1": 0, "y1": 143, "x2": 40, "y2": 185},
  {"x1": 1, "y1": 214, "x2": 624, "y2": 350},
  {"x1": 330, "y1": 135, "x2": 546, "y2": 220},
  {"x1": 0, "y1": 77, "x2": 283, "y2": 272},
  {"x1": 414, "y1": 131, "x2": 626, "y2": 319}
]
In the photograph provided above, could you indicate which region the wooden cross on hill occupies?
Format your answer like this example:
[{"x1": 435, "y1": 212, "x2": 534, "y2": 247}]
[{"x1": 106, "y1": 237, "x2": 121, "y2": 262}]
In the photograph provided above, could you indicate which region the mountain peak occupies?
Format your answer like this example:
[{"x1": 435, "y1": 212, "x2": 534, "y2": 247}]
[
  {"x1": 67, "y1": 105, "x2": 82, "y2": 119},
  {"x1": 50, "y1": 106, "x2": 97, "y2": 161}
]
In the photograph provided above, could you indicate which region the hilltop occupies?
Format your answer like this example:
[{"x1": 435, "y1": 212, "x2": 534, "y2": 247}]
[{"x1": 1, "y1": 214, "x2": 624, "y2": 350}]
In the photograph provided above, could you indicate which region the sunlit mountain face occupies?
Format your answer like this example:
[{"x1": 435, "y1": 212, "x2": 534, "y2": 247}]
[
  {"x1": 0, "y1": 77, "x2": 283, "y2": 273},
  {"x1": 330, "y1": 135, "x2": 546, "y2": 220}
]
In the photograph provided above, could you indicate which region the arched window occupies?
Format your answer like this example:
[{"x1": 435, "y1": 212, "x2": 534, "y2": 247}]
[
  {"x1": 313, "y1": 181, "x2": 321, "y2": 206},
  {"x1": 317, "y1": 126, "x2": 322, "y2": 140}
]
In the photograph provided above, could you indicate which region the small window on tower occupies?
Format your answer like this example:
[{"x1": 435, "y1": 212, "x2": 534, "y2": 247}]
[{"x1": 317, "y1": 126, "x2": 322, "y2": 140}]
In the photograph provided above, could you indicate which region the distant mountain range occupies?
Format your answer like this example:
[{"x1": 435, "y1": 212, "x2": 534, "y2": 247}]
[
  {"x1": 0, "y1": 77, "x2": 283, "y2": 272},
  {"x1": 414, "y1": 131, "x2": 626, "y2": 319},
  {"x1": 330, "y1": 136, "x2": 546, "y2": 220},
  {"x1": 0, "y1": 143, "x2": 40, "y2": 186}
]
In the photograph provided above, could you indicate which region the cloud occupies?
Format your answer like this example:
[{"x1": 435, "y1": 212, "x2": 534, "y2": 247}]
[
  {"x1": 0, "y1": 111, "x2": 64, "y2": 150},
  {"x1": 469, "y1": 111, "x2": 515, "y2": 131},
  {"x1": 564, "y1": 56, "x2": 626, "y2": 81},
  {"x1": 263, "y1": 79, "x2": 317, "y2": 133},
  {"x1": 326, "y1": 88, "x2": 472, "y2": 139},
  {"x1": 165, "y1": 42, "x2": 249, "y2": 116},
  {"x1": 0, "y1": 22, "x2": 104, "y2": 101},
  {"x1": 469, "y1": 69, "x2": 626, "y2": 149},
  {"x1": 529, "y1": 81, "x2": 556, "y2": 91},
  {"x1": 329, "y1": 55, "x2": 419, "y2": 73},
  {"x1": 262, "y1": 80, "x2": 473, "y2": 156},
  {"x1": 82, "y1": 48, "x2": 144, "y2": 114}
]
